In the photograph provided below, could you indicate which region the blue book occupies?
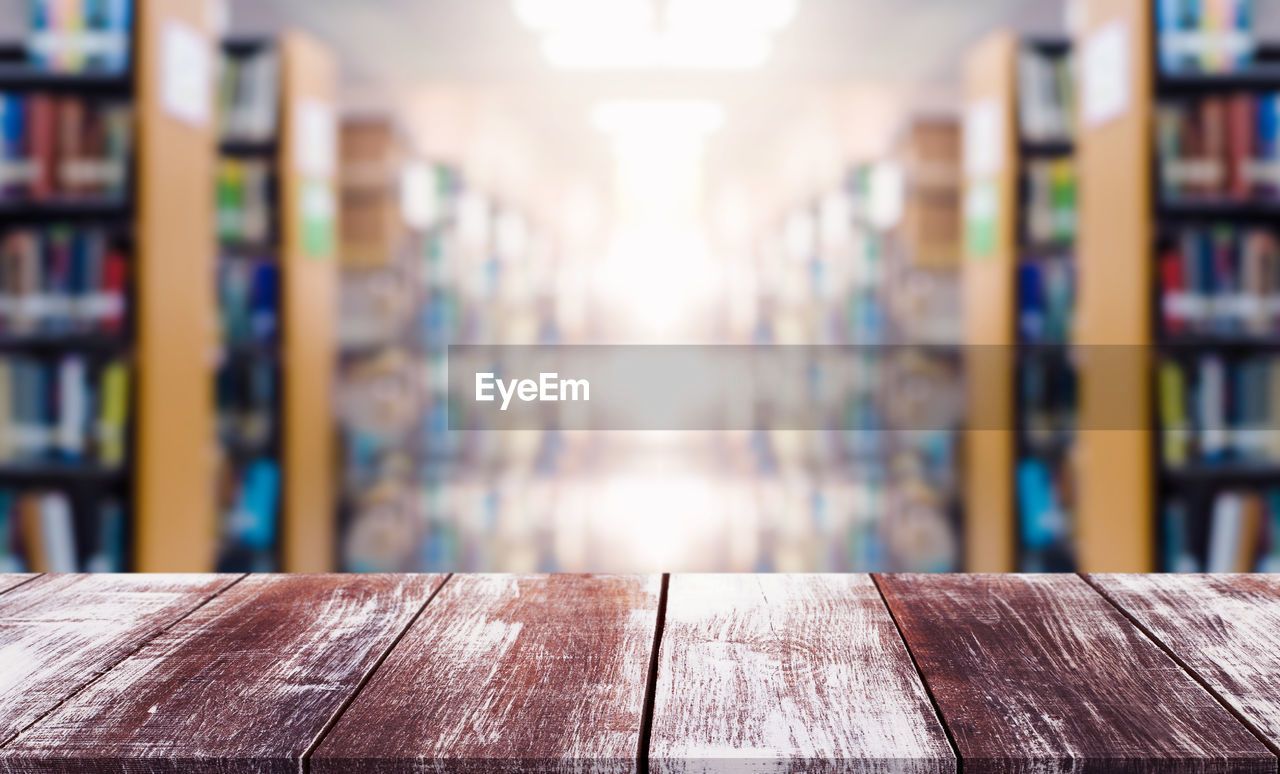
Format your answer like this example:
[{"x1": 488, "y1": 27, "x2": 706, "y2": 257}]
[
  {"x1": 250, "y1": 262, "x2": 278, "y2": 342},
  {"x1": 1259, "y1": 95, "x2": 1279, "y2": 197},
  {"x1": 1017, "y1": 262, "x2": 1044, "y2": 342},
  {"x1": 1017, "y1": 458, "x2": 1062, "y2": 552},
  {"x1": 238, "y1": 459, "x2": 279, "y2": 551},
  {"x1": 1157, "y1": 0, "x2": 1183, "y2": 73}
]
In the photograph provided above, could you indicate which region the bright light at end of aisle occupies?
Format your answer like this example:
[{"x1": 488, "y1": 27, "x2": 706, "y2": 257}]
[
  {"x1": 513, "y1": 0, "x2": 798, "y2": 69},
  {"x1": 591, "y1": 99, "x2": 725, "y2": 337},
  {"x1": 591, "y1": 99, "x2": 724, "y2": 137}
]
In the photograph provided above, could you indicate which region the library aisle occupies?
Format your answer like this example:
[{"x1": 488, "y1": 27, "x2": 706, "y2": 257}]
[{"x1": 0, "y1": 0, "x2": 1278, "y2": 574}]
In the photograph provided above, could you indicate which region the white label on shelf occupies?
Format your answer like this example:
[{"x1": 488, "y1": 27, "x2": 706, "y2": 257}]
[
  {"x1": 400, "y1": 161, "x2": 436, "y2": 229},
  {"x1": 81, "y1": 293, "x2": 125, "y2": 320},
  {"x1": 963, "y1": 98, "x2": 1003, "y2": 178},
  {"x1": 295, "y1": 99, "x2": 337, "y2": 178},
  {"x1": 160, "y1": 20, "x2": 212, "y2": 128},
  {"x1": 1165, "y1": 292, "x2": 1206, "y2": 319},
  {"x1": 1082, "y1": 20, "x2": 1129, "y2": 128}
]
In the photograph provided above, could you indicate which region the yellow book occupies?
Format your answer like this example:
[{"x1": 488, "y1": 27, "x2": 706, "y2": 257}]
[
  {"x1": 97, "y1": 361, "x2": 129, "y2": 467},
  {"x1": 1158, "y1": 360, "x2": 1188, "y2": 466}
]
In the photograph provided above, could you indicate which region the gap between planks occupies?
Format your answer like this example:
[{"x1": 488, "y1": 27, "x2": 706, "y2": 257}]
[
  {"x1": 1079, "y1": 573, "x2": 1280, "y2": 761},
  {"x1": 15, "y1": 573, "x2": 1265, "y2": 773},
  {"x1": 636, "y1": 573, "x2": 670, "y2": 774},
  {"x1": 0, "y1": 575, "x2": 43, "y2": 598},
  {"x1": 870, "y1": 573, "x2": 963, "y2": 768},
  {"x1": 0, "y1": 572, "x2": 250, "y2": 750},
  {"x1": 298, "y1": 573, "x2": 455, "y2": 774}
]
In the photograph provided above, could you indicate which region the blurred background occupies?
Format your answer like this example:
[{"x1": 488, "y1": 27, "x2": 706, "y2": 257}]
[{"x1": 0, "y1": 0, "x2": 1278, "y2": 574}]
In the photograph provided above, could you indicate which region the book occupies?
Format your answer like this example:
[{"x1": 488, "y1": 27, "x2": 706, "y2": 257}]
[
  {"x1": 0, "y1": 490, "x2": 21, "y2": 572},
  {"x1": 218, "y1": 457, "x2": 280, "y2": 571},
  {"x1": 18, "y1": 490, "x2": 75, "y2": 572},
  {"x1": 1161, "y1": 359, "x2": 1190, "y2": 465},
  {"x1": 0, "y1": 355, "x2": 126, "y2": 465},
  {"x1": 1024, "y1": 159, "x2": 1076, "y2": 246},
  {"x1": 218, "y1": 48, "x2": 279, "y2": 143},
  {"x1": 0, "y1": 95, "x2": 131, "y2": 202},
  {"x1": 216, "y1": 159, "x2": 273, "y2": 245},
  {"x1": 217, "y1": 258, "x2": 278, "y2": 347},
  {"x1": 1207, "y1": 490, "x2": 1245, "y2": 572},
  {"x1": 84, "y1": 498, "x2": 125, "y2": 572},
  {"x1": 27, "y1": 0, "x2": 134, "y2": 74},
  {"x1": 1157, "y1": 0, "x2": 1256, "y2": 75},
  {"x1": 1018, "y1": 46, "x2": 1074, "y2": 143},
  {"x1": 1159, "y1": 225, "x2": 1280, "y2": 336},
  {"x1": 97, "y1": 358, "x2": 128, "y2": 466},
  {"x1": 1162, "y1": 499, "x2": 1200, "y2": 572},
  {"x1": 216, "y1": 359, "x2": 278, "y2": 451},
  {"x1": 1158, "y1": 352, "x2": 1280, "y2": 466},
  {"x1": 1158, "y1": 94, "x2": 1280, "y2": 201}
]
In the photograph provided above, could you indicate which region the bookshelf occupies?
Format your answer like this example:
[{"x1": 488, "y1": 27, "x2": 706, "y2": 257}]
[
  {"x1": 882, "y1": 119, "x2": 965, "y2": 573},
  {"x1": 744, "y1": 143, "x2": 963, "y2": 573},
  {"x1": 0, "y1": 0, "x2": 218, "y2": 572},
  {"x1": 1077, "y1": 0, "x2": 1280, "y2": 572},
  {"x1": 335, "y1": 115, "x2": 432, "y2": 572},
  {"x1": 215, "y1": 31, "x2": 337, "y2": 572},
  {"x1": 962, "y1": 31, "x2": 1079, "y2": 572}
]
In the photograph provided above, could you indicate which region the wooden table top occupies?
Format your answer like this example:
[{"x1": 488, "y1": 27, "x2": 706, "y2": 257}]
[{"x1": 1, "y1": 573, "x2": 1279, "y2": 773}]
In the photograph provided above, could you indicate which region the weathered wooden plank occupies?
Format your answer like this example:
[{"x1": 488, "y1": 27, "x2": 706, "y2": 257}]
[
  {"x1": 875, "y1": 573, "x2": 1274, "y2": 774},
  {"x1": 0, "y1": 573, "x2": 447, "y2": 774},
  {"x1": 0, "y1": 575, "x2": 36, "y2": 596},
  {"x1": 0, "y1": 573, "x2": 237, "y2": 748},
  {"x1": 1089, "y1": 573, "x2": 1280, "y2": 755},
  {"x1": 649, "y1": 574, "x2": 955, "y2": 774},
  {"x1": 312, "y1": 573, "x2": 661, "y2": 774}
]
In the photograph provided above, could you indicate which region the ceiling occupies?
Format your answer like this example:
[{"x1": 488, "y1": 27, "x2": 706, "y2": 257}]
[{"x1": 230, "y1": 0, "x2": 1066, "y2": 88}]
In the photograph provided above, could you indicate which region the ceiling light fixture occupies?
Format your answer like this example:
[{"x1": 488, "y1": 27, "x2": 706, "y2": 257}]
[{"x1": 513, "y1": 0, "x2": 798, "y2": 70}]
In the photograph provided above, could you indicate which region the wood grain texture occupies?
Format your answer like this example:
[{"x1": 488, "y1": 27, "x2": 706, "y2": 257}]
[
  {"x1": 0, "y1": 573, "x2": 446, "y2": 774},
  {"x1": 1089, "y1": 573, "x2": 1280, "y2": 754},
  {"x1": 0, "y1": 574, "x2": 237, "y2": 748},
  {"x1": 649, "y1": 574, "x2": 954, "y2": 774},
  {"x1": 133, "y1": 0, "x2": 219, "y2": 571},
  {"x1": 312, "y1": 573, "x2": 661, "y2": 774},
  {"x1": 876, "y1": 574, "x2": 1274, "y2": 773},
  {"x1": 961, "y1": 30, "x2": 1018, "y2": 573},
  {"x1": 0, "y1": 575, "x2": 36, "y2": 596},
  {"x1": 279, "y1": 30, "x2": 338, "y2": 572},
  {"x1": 1074, "y1": 0, "x2": 1155, "y2": 572}
]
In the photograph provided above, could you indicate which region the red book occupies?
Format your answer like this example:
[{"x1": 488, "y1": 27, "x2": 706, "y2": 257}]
[
  {"x1": 100, "y1": 251, "x2": 126, "y2": 334},
  {"x1": 55, "y1": 98, "x2": 84, "y2": 197},
  {"x1": 24, "y1": 96, "x2": 56, "y2": 199},
  {"x1": 1161, "y1": 250, "x2": 1187, "y2": 334},
  {"x1": 1202, "y1": 97, "x2": 1227, "y2": 198},
  {"x1": 1227, "y1": 94, "x2": 1256, "y2": 200}
]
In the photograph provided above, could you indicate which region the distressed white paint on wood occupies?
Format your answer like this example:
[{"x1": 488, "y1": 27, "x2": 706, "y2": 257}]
[
  {"x1": 878, "y1": 573, "x2": 1274, "y2": 774},
  {"x1": 1090, "y1": 573, "x2": 1280, "y2": 753},
  {"x1": 0, "y1": 573, "x2": 446, "y2": 774},
  {"x1": 312, "y1": 573, "x2": 661, "y2": 774},
  {"x1": 0, "y1": 576, "x2": 35, "y2": 596},
  {"x1": 0, "y1": 573, "x2": 237, "y2": 748},
  {"x1": 649, "y1": 574, "x2": 955, "y2": 774}
]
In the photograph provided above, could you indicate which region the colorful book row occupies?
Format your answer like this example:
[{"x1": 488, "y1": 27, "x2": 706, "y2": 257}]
[
  {"x1": 0, "y1": 488, "x2": 126, "y2": 572},
  {"x1": 1160, "y1": 353, "x2": 1280, "y2": 466},
  {"x1": 0, "y1": 354, "x2": 128, "y2": 466},
  {"x1": 1161, "y1": 225, "x2": 1280, "y2": 336},
  {"x1": 1158, "y1": 93, "x2": 1280, "y2": 202},
  {"x1": 0, "y1": 226, "x2": 126, "y2": 336},
  {"x1": 0, "y1": 94, "x2": 130, "y2": 200}
]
